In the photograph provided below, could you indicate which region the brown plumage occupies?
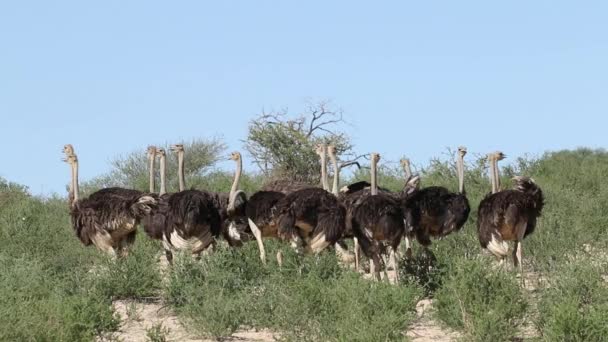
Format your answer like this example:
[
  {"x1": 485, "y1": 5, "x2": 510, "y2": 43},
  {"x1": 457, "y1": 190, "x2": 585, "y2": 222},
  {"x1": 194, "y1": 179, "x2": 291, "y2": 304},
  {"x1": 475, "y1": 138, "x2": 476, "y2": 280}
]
[
  {"x1": 142, "y1": 146, "x2": 248, "y2": 262},
  {"x1": 63, "y1": 144, "x2": 156, "y2": 257},
  {"x1": 403, "y1": 147, "x2": 470, "y2": 256},
  {"x1": 274, "y1": 187, "x2": 346, "y2": 254},
  {"x1": 350, "y1": 153, "x2": 408, "y2": 281},
  {"x1": 477, "y1": 152, "x2": 544, "y2": 281},
  {"x1": 259, "y1": 179, "x2": 310, "y2": 194}
]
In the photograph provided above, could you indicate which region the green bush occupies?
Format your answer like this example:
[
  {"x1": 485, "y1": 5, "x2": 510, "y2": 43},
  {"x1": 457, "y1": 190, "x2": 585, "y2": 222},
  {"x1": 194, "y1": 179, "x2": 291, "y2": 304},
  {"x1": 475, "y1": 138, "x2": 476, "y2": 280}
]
[
  {"x1": 165, "y1": 241, "x2": 422, "y2": 340},
  {"x1": 433, "y1": 257, "x2": 527, "y2": 341},
  {"x1": 537, "y1": 261, "x2": 608, "y2": 341},
  {"x1": 94, "y1": 237, "x2": 162, "y2": 300}
]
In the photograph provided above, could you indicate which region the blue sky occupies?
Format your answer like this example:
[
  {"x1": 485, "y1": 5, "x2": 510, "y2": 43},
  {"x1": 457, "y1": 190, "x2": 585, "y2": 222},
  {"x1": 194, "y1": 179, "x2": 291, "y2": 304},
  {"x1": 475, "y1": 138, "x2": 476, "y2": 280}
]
[{"x1": 1, "y1": 1, "x2": 606, "y2": 195}]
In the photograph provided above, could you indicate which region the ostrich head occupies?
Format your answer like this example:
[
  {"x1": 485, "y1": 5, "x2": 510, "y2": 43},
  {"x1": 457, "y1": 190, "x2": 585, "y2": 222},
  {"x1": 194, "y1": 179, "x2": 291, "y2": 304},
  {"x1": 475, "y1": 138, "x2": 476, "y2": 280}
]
[
  {"x1": 63, "y1": 144, "x2": 75, "y2": 157},
  {"x1": 229, "y1": 151, "x2": 241, "y2": 161},
  {"x1": 493, "y1": 151, "x2": 506, "y2": 161},
  {"x1": 314, "y1": 143, "x2": 326, "y2": 157},
  {"x1": 146, "y1": 146, "x2": 157, "y2": 159},
  {"x1": 371, "y1": 153, "x2": 381, "y2": 163},
  {"x1": 458, "y1": 146, "x2": 467, "y2": 158},
  {"x1": 327, "y1": 145, "x2": 336, "y2": 156},
  {"x1": 170, "y1": 144, "x2": 184, "y2": 153},
  {"x1": 155, "y1": 148, "x2": 166, "y2": 158}
]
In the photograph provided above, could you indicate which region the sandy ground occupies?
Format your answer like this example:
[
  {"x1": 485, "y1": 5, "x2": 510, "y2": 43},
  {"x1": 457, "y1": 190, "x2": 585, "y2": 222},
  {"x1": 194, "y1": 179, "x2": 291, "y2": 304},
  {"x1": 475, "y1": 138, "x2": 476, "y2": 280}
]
[
  {"x1": 100, "y1": 251, "x2": 579, "y2": 341},
  {"x1": 101, "y1": 300, "x2": 278, "y2": 342},
  {"x1": 100, "y1": 296, "x2": 461, "y2": 342}
]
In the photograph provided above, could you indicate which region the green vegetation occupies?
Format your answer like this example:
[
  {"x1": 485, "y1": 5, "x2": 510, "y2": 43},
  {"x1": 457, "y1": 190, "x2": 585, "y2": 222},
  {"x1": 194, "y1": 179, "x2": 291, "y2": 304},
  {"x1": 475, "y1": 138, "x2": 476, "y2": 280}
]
[{"x1": 1, "y1": 148, "x2": 607, "y2": 340}]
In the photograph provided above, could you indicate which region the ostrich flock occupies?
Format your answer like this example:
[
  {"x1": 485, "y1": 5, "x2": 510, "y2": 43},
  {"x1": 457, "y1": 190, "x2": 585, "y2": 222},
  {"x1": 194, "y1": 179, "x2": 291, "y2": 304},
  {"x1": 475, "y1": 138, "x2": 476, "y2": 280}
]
[{"x1": 62, "y1": 143, "x2": 544, "y2": 282}]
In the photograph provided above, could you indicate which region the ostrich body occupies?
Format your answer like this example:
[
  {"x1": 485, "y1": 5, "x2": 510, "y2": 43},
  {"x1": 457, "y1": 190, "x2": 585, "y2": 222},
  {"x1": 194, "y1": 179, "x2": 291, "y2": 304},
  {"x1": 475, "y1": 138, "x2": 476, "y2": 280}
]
[
  {"x1": 245, "y1": 144, "x2": 345, "y2": 264},
  {"x1": 144, "y1": 145, "x2": 247, "y2": 262},
  {"x1": 63, "y1": 145, "x2": 156, "y2": 257},
  {"x1": 274, "y1": 187, "x2": 346, "y2": 254},
  {"x1": 273, "y1": 144, "x2": 346, "y2": 254},
  {"x1": 477, "y1": 176, "x2": 544, "y2": 279},
  {"x1": 350, "y1": 153, "x2": 407, "y2": 281},
  {"x1": 403, "y1": 147, "x2": 471, "y2": 254}
]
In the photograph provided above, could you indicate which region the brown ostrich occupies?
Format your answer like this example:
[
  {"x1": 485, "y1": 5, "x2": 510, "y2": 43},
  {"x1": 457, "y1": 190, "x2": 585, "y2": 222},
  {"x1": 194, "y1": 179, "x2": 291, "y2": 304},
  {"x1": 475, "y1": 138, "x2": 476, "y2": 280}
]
[
  {"x1": 245, "y1": 144, "x2": 343, "y2": 264},
  {"x1": 350, "y1": 153, "x2": 406, "y2": 281},
  {"x1": 144, "y1": 145, "x2": 247, "y2": 262},
  {"x1": 402, "y1": 147, "x2": 471, "y2": 256},
  {"x1": 477, "y1": 172, "x2": 544, "y2": 282},
  {"x1": 62, "y1": 144, "x2": 156, "y2": 257}
]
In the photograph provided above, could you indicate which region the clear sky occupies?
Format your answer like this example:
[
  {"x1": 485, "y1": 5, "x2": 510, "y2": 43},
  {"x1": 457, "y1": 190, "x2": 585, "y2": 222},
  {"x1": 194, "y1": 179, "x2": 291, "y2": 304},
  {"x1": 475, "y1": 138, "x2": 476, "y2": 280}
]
[{"x1": 1, "y1": 1, "x2": 606, "y2": 196}]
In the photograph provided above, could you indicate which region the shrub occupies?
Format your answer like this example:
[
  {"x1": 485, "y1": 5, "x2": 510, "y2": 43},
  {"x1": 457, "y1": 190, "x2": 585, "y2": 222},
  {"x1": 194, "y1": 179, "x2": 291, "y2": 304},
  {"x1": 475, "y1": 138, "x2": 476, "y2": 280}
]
[
  {"x1": 433, "y1": 257, "x2": 527, "y2": 341},
  {"x1": 537, "y1": 260, "x2": 608, "y2": 341}
]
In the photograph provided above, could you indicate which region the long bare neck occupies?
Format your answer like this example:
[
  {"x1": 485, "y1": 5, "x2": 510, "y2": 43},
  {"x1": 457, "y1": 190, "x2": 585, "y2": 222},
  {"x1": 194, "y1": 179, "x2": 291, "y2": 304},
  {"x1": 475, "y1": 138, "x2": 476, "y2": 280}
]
[
  {"x1": 229, "y1": 157, "x2": 242, "y2": 200},
  {"x1": 320, "y1": 152, "x2": 329, "y2": 191},
  {"x1": 148, "y1": 155, "x2": 155, "y2": 193},
  {"x1": 72, "y1": 159, "x2": 80, "y2": 203},
  {"x1": 489, "y1": 155, "x2": 497, "y2": 194},
  {"x1": 159, "y1": 154, "x2": 167, "y2": 195},
  {"x1": 457, "y1": 154, "x2": 465, "y2": 194},
  {"x1": 329, "y1": 152, "x2": 339, "y2": 195},
  {"x1": 371, "y1": 156, "x2": 378, "y2": 196},
  {"x1": 402, "y1": 160, "x2": 412, "y2": 180},
  {"x1": 178, "y1": 151, "x2": 185, "y2": 191},
  {"x1": 493, "y1": 156, "x2": 501, "y2": 193}
]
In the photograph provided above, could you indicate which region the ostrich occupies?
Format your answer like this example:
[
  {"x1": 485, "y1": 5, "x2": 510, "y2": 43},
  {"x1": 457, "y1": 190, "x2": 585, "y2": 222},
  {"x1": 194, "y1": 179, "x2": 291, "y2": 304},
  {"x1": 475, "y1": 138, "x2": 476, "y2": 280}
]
[
  {"x1": 245, "y1": 144, "x2": 344, "y2": 264},
  {"x1": 350, "y1": 153, "x2": 406, "y2": 281},
  {"x1": 154, "y1": 145, "x2": 248, "y2": 262},
  {"x1": 62, "y1": 145, "x2": 156, "y2": 257},
  {"x1": 403, "y1": 147, "x2": 471, "y2": 256},
  {"x1": 477, "y1": 173, "x2": 544, "y2": 282}
]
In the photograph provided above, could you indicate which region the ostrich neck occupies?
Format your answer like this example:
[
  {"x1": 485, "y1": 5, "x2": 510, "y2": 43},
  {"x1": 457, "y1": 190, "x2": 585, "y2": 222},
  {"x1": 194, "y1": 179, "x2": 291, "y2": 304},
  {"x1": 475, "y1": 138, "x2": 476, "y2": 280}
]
[
  {"x1": 489, "y1": 157, "x2": 497, "y2": 194},
  {"x1": 72, "y1": 159, "x2": 80, "y2": 203},
  {"x1": 178, "y1": 152, "x2": 185, "y2": 191},
  {"x1": 371, "y1": 157, "x2": 378, "y2": 196},
  {"x1": 67, "y1": 161, "x2": 74, "y2": 205},
  {"x1": 494, "y1": 158, "x2": 501, "y2": 192},
  {"x1": 229, "y1": 158, "x2": 242, "y2": 200},
  {"x1": 148, "y1": 156, "x2": 155, "y2": 193},
  {"x1": 458, "y1": 155, "x2": 465, "y2": 194},
  {"x1": 329, "y1": 152, "x2": 339, "y2": 195},
  {"x1": 159, "y1": 154, "x2": 167, "y2": 195},
  {"x1": 320, "y1": 153, "x2": 329, "y2": 191},
  {"x1": 403, "y1": 162, "x2": 412, "y2": 180}
]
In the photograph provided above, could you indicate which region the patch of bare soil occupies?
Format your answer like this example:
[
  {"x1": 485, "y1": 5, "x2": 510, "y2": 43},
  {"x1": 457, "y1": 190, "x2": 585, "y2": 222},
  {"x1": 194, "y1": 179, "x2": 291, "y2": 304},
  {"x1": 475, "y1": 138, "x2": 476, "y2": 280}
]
[
  {"x1": 100, "y1": 300, "x2": 277, "y2": 342},
  {"x1": 405, "y1": 299, "x2": 461, "y2": 342}
]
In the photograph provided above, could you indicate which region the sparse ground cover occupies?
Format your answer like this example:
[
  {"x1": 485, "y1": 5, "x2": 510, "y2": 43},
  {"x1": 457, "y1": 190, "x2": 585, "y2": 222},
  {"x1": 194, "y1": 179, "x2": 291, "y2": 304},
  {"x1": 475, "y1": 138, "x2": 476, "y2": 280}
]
[{"x1": 1, "y1": 148, "x2": 607, "y2": 341}]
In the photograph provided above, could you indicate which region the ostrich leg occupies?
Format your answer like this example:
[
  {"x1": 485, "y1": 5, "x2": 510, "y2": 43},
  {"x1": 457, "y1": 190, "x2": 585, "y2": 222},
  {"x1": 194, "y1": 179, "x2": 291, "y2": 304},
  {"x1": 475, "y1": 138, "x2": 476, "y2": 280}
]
[{"x1": 247, "y1": 218, "x2": 267, "y2": 265}]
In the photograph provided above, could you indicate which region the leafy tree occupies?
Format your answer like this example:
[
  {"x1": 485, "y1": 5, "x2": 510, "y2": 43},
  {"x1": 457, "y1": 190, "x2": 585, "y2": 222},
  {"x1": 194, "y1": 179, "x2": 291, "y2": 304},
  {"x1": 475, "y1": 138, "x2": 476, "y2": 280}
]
[{"x1": 245, "y1": 100, "x2": 360, "y2": 184}]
